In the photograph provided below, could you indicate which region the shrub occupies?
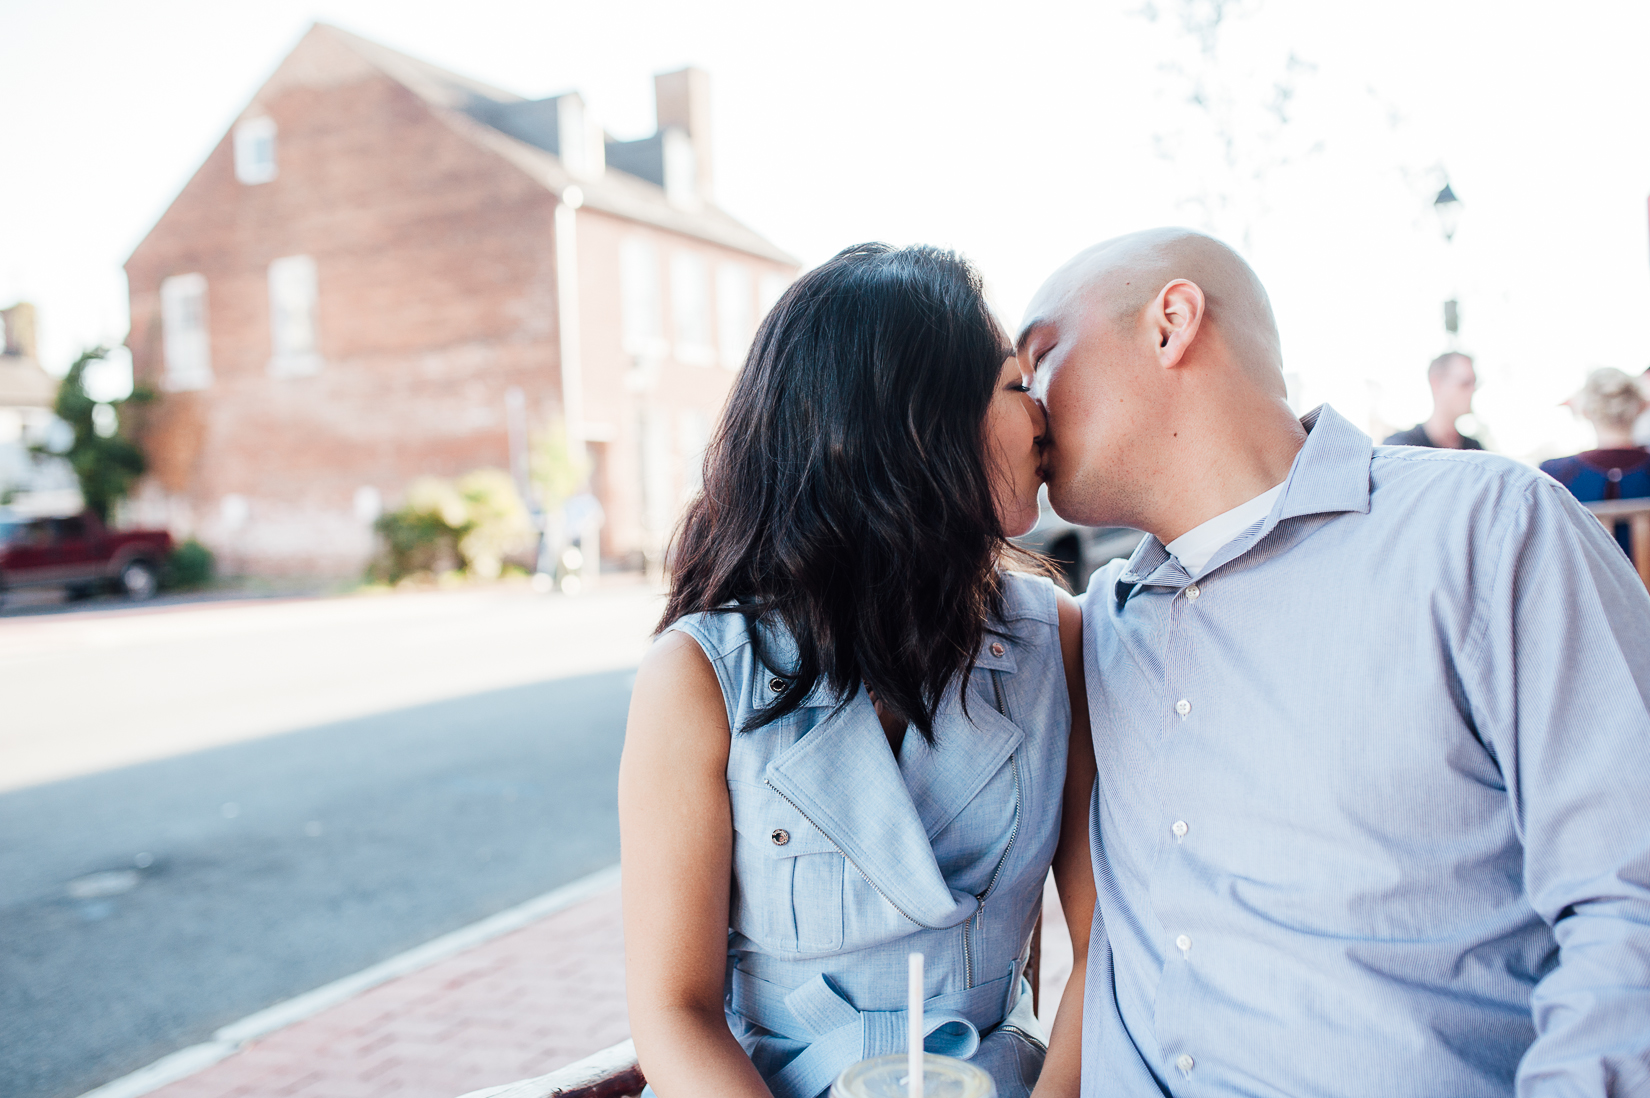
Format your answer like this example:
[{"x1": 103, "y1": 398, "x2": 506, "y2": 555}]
[
  {"x1": 370, "y1": 470, "x2": 533, "y2": 583},
  {"x1": 166, "y1": 539, "x2": 214, "y2": 589}
]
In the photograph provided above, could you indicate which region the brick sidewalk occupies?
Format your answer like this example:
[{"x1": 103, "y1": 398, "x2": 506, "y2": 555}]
[
  {"x1": 150, "y1": 887, "x2": 629, "y2": 1098},
  {"x1": 140, "y1": 879, "x2": 1072, "y2": 1098}
]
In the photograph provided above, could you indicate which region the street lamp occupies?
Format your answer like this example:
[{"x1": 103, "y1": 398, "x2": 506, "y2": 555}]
[
  {"x1": 1433, "y1": 182, "x2": 1463, "y2": 243},
  {"x1": 1434, "y1": 182, "x2": 1463, "y2": 337}
]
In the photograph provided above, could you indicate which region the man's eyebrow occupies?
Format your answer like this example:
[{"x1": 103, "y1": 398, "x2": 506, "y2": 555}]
[{"x1": 1014, "y1": 318, "x2": 1048, "y2": 357}]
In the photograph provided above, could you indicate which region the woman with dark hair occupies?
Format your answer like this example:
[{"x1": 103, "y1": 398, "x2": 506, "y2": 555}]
[{"x1": 619, "y1": 244, "x2": 1096, "y2": 1098}]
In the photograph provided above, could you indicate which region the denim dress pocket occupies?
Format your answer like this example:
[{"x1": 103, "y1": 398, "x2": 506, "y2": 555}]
[{"x1": 728, "y1": 779, "x2": 845, "y2": 954}]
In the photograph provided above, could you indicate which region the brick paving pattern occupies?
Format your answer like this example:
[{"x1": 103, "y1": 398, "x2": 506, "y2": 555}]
[
  {"x1": 143, "y1": 877, "x2": 1074, "y2": 1098},
  {"x1": 150, "y1": 886, "x2": 628, "y2": 1098}
]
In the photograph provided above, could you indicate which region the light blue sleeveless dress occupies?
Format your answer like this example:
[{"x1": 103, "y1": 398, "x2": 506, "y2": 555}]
[{"x1": 659, "y1": 572, "x2": 1070, "y2": 1098}]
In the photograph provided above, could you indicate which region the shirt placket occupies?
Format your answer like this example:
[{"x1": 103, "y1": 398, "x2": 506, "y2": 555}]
[{"x1": 1150, "y1": 575, "x2": 1205, "y2": 1090}]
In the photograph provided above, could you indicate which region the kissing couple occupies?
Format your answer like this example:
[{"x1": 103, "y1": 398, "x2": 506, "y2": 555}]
[{"x1": 617, "y1": 231, "x2": 1650, "y2": 1098}]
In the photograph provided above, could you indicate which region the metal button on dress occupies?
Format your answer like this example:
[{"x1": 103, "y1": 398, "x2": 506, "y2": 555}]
[
  {"x1": 1176, "y1": 1053, "x2": 1195, "y2": 1076},
  {"x1": 1172, "y1": 820, "x2": 1189, "y2": 839},
  {"x1": 1175, "y1": 699, "x2": 1191, "y2": 717},
  {"x1": 769, "y1": 677, "x2": 787, "y2": 693},
  {"x1": 990, "y1": 642, "x2": 1005, "y2": 657},
  {"x1": 1176, "y1": 933, "x2": 1192, "y2": 952},
  {"x1": 771, "y1": 828, "x2": 790, "y2": 846},
  {"x1": 1185, "y1": 583, "x2": 1200, "y2": 600}
]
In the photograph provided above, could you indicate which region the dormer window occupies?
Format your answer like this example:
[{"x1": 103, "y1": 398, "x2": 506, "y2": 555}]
[
  {"x1": 662, "y1": 128, "x2": 698, "y2": 209},
  {"x1": 234, "y1": 118, "x2": 278, "y2": 184}
]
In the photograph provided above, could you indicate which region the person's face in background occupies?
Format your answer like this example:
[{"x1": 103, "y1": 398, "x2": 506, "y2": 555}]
[
  {"x1": 984, "y1": 355, "x2": 1047, "y2": 537},
  {"x1": 1433, "y1": 355, "x2": 1477, "y2": 421}
]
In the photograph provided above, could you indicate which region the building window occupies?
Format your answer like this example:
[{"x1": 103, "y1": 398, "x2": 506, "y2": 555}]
[
  {"x1": 662, "y1": 128, "x2": 698, "y2": 209},
  {"x1": 267, "y1": 254, "x2": 321, "y2": 377},
  {"x1": 234, "y1": 118, "x2": 278, "y2": 184},
  {"x1": 678, "y1": 409, "x2": 710, "y2": 498},
  {"x1": 671, "y1": 252, "x2": 713, "y2": 365},
  {"x1": 620, "y1": 238, "x2": 664, "y2": 358},
  {"x1": 758, "y1": 272, "x2": 790, "y2": 319},
  {"x1": 716, "y1": 264, "x2": 753, "y2": 371},
  {"x1": 160, "y1": 273, "x2": 212, "y2": 391}
]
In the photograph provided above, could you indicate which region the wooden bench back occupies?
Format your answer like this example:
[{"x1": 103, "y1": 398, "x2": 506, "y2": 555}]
[{"x1": 1584, "y1": 499, "x2": 1650, "y2": 587}]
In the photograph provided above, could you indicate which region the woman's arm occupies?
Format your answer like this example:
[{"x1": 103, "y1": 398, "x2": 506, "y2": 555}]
[
  {"x1": 619, "y1": 631, "x2": 773, "y2": 1098},
  {"x1": 1031, "y1": 592, "x2": 1098, "y2": 1098}
]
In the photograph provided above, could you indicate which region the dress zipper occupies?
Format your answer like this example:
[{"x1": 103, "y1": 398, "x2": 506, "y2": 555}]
[{"x1": 965, "y1": 670, "x2": 1022, "y2": 988}]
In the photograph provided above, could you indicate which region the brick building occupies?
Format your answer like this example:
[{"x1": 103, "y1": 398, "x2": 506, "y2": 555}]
[{"x1": 125, "y1": 24, "x2": 797, "y2": 574}]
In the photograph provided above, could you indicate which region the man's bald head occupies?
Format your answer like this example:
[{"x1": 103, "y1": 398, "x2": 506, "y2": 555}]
[
  {"x1": 1023, "y1": 228, "x2": 1282, "y2": 381},
  {"x1": 1018, "y1": 228, "x2": 1305, "y2": 537}
]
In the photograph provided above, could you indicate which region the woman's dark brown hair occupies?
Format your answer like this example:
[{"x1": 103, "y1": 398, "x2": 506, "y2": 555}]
[{"x1": 660, "y1": 242, "x2": 1014, "y2": 742}]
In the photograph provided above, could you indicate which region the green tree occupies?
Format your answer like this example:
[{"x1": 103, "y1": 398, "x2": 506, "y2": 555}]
[{"x1": 43, "y1": 347, "x2": 153, "y2": 521}]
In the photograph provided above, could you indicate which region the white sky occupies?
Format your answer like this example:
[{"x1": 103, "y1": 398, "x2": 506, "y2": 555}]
[{"x1": 3, "y1": 0, "x2": 1647, "y2": 460}]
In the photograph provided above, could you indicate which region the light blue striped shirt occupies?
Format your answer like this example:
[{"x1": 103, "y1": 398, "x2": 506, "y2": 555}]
[{"x1": 1081, "y1": 404, "x2": 1650, "y2": 1097}]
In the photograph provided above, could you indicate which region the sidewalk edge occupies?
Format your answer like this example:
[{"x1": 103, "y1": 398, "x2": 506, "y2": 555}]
[{"x1": 74, "y1": 863, "x2": 622, "y2": 1098}]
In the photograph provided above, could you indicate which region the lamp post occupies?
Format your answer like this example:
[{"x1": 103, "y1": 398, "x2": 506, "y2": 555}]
[{"x1": 1434, "y1": 182, "x2": 1463, "y2": 339}]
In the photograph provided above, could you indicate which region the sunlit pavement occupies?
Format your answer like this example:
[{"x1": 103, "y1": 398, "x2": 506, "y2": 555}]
[{"x1": 0, "y1": 582, "x2": 662, "y2": 1098}]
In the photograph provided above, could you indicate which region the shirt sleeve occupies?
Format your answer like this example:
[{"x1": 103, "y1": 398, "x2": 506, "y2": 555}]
[{"x1": 1467, "y1": 475, "x2": 1650, "y2": 1096}]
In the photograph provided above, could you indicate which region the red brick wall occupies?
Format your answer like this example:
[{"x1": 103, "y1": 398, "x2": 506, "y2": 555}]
[
  {"x1": 124, "y1": 31, "x2": 799, "y2": 576},
  {"x1": 126, "y1": 60, "x2": 563, "y2": 574}
]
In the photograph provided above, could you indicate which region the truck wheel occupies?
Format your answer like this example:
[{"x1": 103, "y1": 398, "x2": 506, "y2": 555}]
[{"x1": 120, "y1": 559, "x2": 159, "y2": 600}]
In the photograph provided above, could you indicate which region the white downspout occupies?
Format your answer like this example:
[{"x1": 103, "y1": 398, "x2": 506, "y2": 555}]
[{"x1": 555, "y1": 186, "x2": 585, "y2": 451}]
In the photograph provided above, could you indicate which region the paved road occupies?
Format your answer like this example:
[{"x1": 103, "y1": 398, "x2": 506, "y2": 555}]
[{"x1": 0, "y1": 587, "x2": 659, "y2": 1098}]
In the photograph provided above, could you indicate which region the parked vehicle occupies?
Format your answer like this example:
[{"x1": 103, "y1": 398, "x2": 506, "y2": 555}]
[
  {"x1": 0, "y1": 510, "x2": 173, "y2": 602},
  {"x1": 1013, "y1": 490, "x2": 1143, "y2": 594}
]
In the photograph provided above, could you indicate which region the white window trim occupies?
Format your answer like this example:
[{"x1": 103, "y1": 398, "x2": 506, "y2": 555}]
[
  {"x1": 716, "y1": 263, "x2": 754, "y2": 371},
  {"x1": 160, "y1": 272, "x2": 212, "y2": 392},
  {"x1": 267, "y1": 254, "x2": 322, "y2": 378},
  {"x1": 620, "y1": 237, "x2": 667, "y2": 360},
  {"x1": 234, "y1": 117, "x2": 278, "y2": 185}
]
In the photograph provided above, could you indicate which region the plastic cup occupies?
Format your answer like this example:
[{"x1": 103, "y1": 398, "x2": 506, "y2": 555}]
[{"x1": 831, "y1": 1053, "x2": 996, "y2": 1098}]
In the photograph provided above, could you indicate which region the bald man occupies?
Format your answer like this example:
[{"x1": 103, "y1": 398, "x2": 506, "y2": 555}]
[{"x1": 1019, "y1": 229, "x2": 1650, "y2": 1098}]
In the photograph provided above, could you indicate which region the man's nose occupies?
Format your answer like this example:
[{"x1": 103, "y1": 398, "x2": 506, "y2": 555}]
[{"x1": 1028, "y1": 394, "x2": 1048, "y2": 438}]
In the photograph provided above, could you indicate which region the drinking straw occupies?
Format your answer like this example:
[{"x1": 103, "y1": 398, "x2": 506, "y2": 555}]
[{"x1": 908, "y1": 951, "x2": 924, "y2": 1098}]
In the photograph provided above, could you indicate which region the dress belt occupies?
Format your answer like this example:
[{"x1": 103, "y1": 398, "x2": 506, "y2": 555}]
[{"x1": 729, "y1": 968, "x2": 1016, "y2": 1098}]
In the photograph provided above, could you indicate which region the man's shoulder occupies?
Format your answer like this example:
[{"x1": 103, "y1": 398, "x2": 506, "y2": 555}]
[
  {"x1": 1382, "y1": 424, "x2": 1430, "y2": 447},
  {"x1": 1371, "y1": 444, "x2": 1569, "y2": 523}
]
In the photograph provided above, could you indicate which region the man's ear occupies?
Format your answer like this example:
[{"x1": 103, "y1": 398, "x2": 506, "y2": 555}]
[{"x1": 1150, "y1": 279, "x2": 1205, "y2": 369}]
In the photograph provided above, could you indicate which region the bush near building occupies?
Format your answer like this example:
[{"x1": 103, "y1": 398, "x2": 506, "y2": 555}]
[
  {"x1": 165, "y1": 539, "x2": 215, "y2": 589},
  {"x1": 371, "y1": 469, "x2": 533, "y2": 584}
]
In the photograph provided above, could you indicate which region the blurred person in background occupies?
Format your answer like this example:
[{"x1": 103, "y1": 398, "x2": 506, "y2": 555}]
[
  {"x1": 1630, "y1": 364, "x2": 1650, "y2": 445},
  {"x1": 1383, "y1": 351, "x2": 1484, "y2": 449},
  {"x1": 1541, "y1": 367, "x2": 1650, "y2": 557},
  {"x1": 619, "y1": 244, "x2": 1098, "y2": 1098}
]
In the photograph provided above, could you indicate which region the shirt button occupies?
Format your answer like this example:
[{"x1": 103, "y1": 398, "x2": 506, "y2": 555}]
[
  {"x1": 769, "y1": 677, "x2": 788, "y2": 693},
  {"x1": 1176, "y1": 1053, "x2": 1195, "y2": 1076},
  {"x1": 1171, "y1": 820, "x2": 1189, "y2": 839},
  {"x1": 1175, "y1": 699, "x2": 1191, "y2": 717},
  {"x1": 990, "y1": 642, "x2": 1005, "y2": 657},
  {"x1": 1176, "y1": 933, "x2": 1192, "y2": 952},
  {"x1": 771, "y1": 829, "x2": 790, "y2": 846},
  {"x1": 1185, "y1": 584, "x2": 1200, "y2": 601}
]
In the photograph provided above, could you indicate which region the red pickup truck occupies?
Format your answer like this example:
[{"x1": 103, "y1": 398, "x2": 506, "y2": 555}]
[{"x1": 0, "y1": 510, "x2": 172, "y2": 602}]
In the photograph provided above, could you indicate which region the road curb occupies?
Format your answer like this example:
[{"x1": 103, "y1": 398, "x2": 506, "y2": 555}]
[{"x1": 75, "y1": 863, "x2": 623, "y2": 1098}]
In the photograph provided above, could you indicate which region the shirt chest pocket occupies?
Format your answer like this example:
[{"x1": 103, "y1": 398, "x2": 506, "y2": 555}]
[{"x1": 728, "y1": 779, "x2": 845, "y2": 954}]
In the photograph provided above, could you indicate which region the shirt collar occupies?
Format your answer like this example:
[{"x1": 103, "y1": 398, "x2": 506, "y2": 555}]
[{"x1": 1116, "y1": 404, "x2": 1373, "y2": 606}]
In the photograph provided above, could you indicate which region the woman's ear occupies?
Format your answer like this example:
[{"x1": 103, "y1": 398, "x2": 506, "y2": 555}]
[{"x1": 1150, "y1": 279, "x2": 1205, "y2": 370}]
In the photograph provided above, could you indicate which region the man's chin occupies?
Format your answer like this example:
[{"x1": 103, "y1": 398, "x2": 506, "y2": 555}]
[{"x1": 1046, "y1": 477, "x2": 1114, "y2": 528}]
